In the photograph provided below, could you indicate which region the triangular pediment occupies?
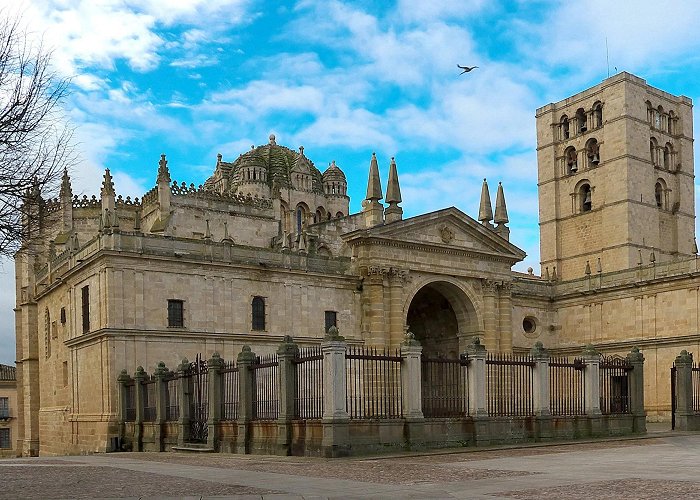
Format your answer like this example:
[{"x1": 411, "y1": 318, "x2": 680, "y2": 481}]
[{"x1": 342, "y1": 207, "x2": 526, "y2": 263}]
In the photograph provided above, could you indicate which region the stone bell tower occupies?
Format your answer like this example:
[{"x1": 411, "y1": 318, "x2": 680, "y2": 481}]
[{"x1": 536, "y1": 72, "x2": 695, "y2": 280}]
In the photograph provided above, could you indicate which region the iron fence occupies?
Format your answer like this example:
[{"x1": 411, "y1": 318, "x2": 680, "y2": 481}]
[
  {"x1": 486, "y1": 353, "x2": 535, "y2": 417},
  {"x1": 125, "y1": 380, "x2": 135, "y2": 422},
  {"x1": 221, "y1": 360, "x2": 239, "y2": 421},
  {"x1": 184, "y1": 355, "x2": 209, "y2": 442},
  {"x1": 549, "y1": 357, "x2": 585, "y2": 416},
  {"x1": 345, "y1": 346, "x2": 402, "y2": 419},
  {"x1": 142, "y1": 375, "x2": 157, "y2": 422},
  {"x1": 251, "y1": 354, "x2": 279, "y2": 420},
  {"x1": 599, "y1": 355, "x2": 631, "y2": 414},
  {"x1": 692, "y1": 364, "x2": 700, "y2": 412},
  {"x1": 165, "y1": 373, "x2": 180, "y2": 421},
  {"x1": 294, "y1": 346, "x2": 323, "y2": 419},
  {"x1": 421, "y1": 354, "x2": 469, "y2": 417}
]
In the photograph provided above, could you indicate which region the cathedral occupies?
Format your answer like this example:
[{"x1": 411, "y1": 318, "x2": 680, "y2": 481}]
[{"x1": 12, "y1": 72, "x2": 699, "y2": 455}]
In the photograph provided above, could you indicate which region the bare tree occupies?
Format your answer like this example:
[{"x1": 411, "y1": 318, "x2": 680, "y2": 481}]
[{"x1": 0, "y1": 14, "x2": 73, "y2": 257}]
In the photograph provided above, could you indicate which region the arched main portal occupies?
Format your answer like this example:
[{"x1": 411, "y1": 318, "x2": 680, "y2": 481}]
[{"x1": 405, "y1": 281, "x2": 479, "y2": 357}]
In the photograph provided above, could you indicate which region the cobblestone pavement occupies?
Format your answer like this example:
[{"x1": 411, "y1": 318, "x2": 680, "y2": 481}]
[{"x1": 2, "y1": 434, "x2": 700, "y2": 499}]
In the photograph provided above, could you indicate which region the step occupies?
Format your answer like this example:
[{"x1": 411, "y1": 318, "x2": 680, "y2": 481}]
[{"x1": 172, "y1": 444, "x2": 215, "y2": 453}]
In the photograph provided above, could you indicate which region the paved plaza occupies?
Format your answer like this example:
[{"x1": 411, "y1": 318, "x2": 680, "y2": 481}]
[{"x1": 2, "y1": 431, "x2": 700, "y2": 499}]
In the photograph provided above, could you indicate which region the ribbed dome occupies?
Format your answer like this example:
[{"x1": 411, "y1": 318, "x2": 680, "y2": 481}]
[
  {"x1": 227, "y1": 136, "x2": 323, "y2": 194},
  {"x1": 322, "y1": 161, "x2": 347, "y2": 183}
]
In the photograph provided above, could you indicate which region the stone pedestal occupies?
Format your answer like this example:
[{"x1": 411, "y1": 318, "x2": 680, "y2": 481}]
[
  {"x1": 321, "y1": 328, "x2": 350, "y2": 457},
  {"x1": 276, "y1": 336, "x2": 299, "y2": 456}
]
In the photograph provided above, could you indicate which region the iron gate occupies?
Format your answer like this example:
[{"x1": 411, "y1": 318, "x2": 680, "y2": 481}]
[
  {"x1": 185, "y1": 354, "x2": 209, "y2": 442},
  {"x1": 671, "y1": 365, "x2": 676, "y2": 430}
]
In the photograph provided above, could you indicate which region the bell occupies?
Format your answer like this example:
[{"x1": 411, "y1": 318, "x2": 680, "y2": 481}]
[
  {"x1": 591, "y1": 153, "x2": 600, "y2": 164},
  {"x1": 570, "y1": 162, "x2": 578, "y2": 173},
  {"x1": 584, "y1": 190, "x2": 592, "y2": 206}
]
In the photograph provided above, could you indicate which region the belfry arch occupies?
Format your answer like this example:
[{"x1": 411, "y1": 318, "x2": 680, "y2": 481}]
[{"x1": 405, "y1": 280, "x2": 480, "y2": 357}]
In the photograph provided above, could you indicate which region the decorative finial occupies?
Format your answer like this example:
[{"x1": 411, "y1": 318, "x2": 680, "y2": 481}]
[
  {"x1": 494, "y1": 181, "x2": 509, "y2": 224},
  {"x1": 365, "y1": 152, "x2": 383, "y2": 201},
  {"x1": 101, "y1": 169, "x2": 115, "y2": 197},
  {"x1": 478, "y1": 178, "x2": 493, "y2": 224},
  {"x1": 217, "y1": 153, "x2": 222, "y2": 164},
  {"x1": 269, "y1": 134, "x2": 276, "y2": 145},
  {"x1": 60, "y1": 169, "x2": 72, "y2": 199},
  {"x1": 385, "y1": 156, "x2": 402, "y2": 204},
  {"x1": 299, "y1": 145, "x2": 304, "y2": 155},
  {"x1": 157, "y1": 154, "x2": 171, "y2": 183}
]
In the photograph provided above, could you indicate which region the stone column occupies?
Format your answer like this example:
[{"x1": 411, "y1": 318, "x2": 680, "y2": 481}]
[
  {"x1": 321, "y1": 326, "x2": 350, "y2": 457},
  {"x1": 530, "y1": 342, "x2": 552, "y2": 440},
  {"x1": 674, "y1": 350, "x2": 695, "y2": 431},
  {"x1": 176, "y1": 358, "x2": 191, "y2": 447},
  {"x1": 466, "y1": 338, "x2": 489, "y2": 445},
  {"x1": 364, "y1": 268, "x2": 386, "y2": 346},
  {"x1": 276, "y1": 336, "x2": 299, "y2": 456},
  {"x1": 481, "y1": 280, "x2": 499, "y2": 352},
  {"x1": 154, "y1": 362, "x2": 168, "y2": 451},
  {"x1": 133, "y1": 366, "x2": 146, "y2": 452},
  {"x1": 626, "y1": 347, "x2": 646, "y2": 433},
  {"x1": 117, "y1": 369, "x2": 132, "y2": 448},
  {"x1": 498, "y1": 283, "x2": 513, "y2": 353},
  {"x1": 236, "y1": 346, "x2": 256, "y2": 454},
  {"x1": 207, "y1": 353, "x2": 224, "y2": 450},
  {"x1": 581, "y1": 345, "x2": 602, "y2": 436},
  {"x1": 401, "y1": 330, "x2": 424, "y2": 450}
]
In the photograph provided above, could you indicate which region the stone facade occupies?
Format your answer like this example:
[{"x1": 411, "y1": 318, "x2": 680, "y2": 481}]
[
  {"x1": 11, "y1": 71, "x2": 699, "y2": 455},
  {"x1": 0, "y1": 364, "x2": 18, "y2": 457}
]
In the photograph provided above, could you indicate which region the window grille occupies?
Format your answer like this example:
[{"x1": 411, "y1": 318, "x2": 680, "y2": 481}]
[
  {"x1": 168, "y1": 300, "x2": 184, "y2": 328},
  {"x1": 81, "y1": 286, "x2": 90, "y2": 333},
  {"x1": 324, "y1": 311, "x2": 337, "y2": 332},
  {"x1": 252, "y1": 296, "x2": 265, "y2": 331},
  {"x1": 0, "y1": 428, "x2": 10, "y2": 448}
]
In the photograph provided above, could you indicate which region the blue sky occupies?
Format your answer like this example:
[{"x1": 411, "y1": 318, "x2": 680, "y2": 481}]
[{"x1": 2, "y1": 0, "x2": 700, "y2": 364}]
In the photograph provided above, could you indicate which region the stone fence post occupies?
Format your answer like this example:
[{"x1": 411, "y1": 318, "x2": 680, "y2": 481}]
[
  {"x1": 581, "y1": 345, "x2": 602, "y2": 436},
  {"x1": 154, "y1": 362, "x2": 169, "y2": 451},
  {"x1": 626, "y1": 347, "x2": 646, "y2": 433},
  {"x1": 177, "y1": 358, "x2": 191, "y2": 447},
  {"x1": 674, "y1": 350, "x2": 695, "y2": 431},
  {"x1": 466, "y1": 338, "x2": 489, "y2": 446},
  {"x1": 321, "y1": 326, "x2": 350, "y2": 457},
  {"x1": 530, "y1": 342, "x2": 552, "y2": 440},
  {"x1": 401, "y1": 330, "x2": 424, "y2": 450},
  {"x1": 236, "y1": 346, "x2": 256, "y2": 454},
  {"x1": 133, "y1": 366, "x2": 147, "y2": 451},
  {"x1": 277, "y1": 335, "x2": 299, "y2": 456},
  {"x1": 207, "y1": 352, "x2": 224, "y2": 450},
  {"x1": 116, "y1": 369, "x2": 132, "y2": 448}
]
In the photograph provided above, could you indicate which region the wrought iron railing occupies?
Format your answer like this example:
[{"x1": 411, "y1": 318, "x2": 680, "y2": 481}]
[
  {"x1": 221, "y1": 361, "x2": 239, "y2": 421},
  {"x1": 486, "y1": 353, "x2": 535, "y2": 417},
  {"x1": 251, "y1": 354, "x2": 279, "y2": 420},
  {"x1": 165, "y1": 374, "x2": 180, "y2": 421},
  {"x1": 345, "y1": 346, "x2": 402, "y2": 419},
  {"x1": 599, "y1": 355, "x2": 631, "y2": 414},
  {"x1": 549, "y1": 357, "x2": 585, "y2": 416},
  {"x1": 294, "y1": 346, "x2": 323, "y2": 419},
  {"x1": 421, "y1": 354, "x2": 469, "y2": 417}
]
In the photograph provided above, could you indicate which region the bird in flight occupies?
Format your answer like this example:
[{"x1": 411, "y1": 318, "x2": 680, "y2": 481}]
[{"x1": 458, "y1": 65, "x2": 478, "y2": 74}]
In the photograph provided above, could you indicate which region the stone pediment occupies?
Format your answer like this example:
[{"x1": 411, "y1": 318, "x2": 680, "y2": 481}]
[{"x1": 342, "y1": 207, "x2": 526, "y2": 263}]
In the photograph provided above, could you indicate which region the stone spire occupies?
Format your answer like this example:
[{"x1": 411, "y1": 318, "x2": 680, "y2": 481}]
[
  {"x1": 157, "y1": 154, "x2": 171, "y2": 183},
  {"x1": 101, "y1": 168, "x2": 115, "y2": 212},
  {"x1": 59, "y1": 169, "x2": 72, "y2": 200},
  {"x1": 363, "y1": 152, "x2": 384, "y2": 227},
  {"x1": 384, "y1": 157, "x2": 403, "y2": 223},
  {"x1": 478, "y1": 178, "x2": 493, "y2": 225},
  {"x1": 493, "y1": 182, "x2": 510, "y2": 240},
  {"x1": 59, "y1": 169, "x2": 73, "y2": 232},
  {"x1": 365, "y1": 152, "x2": 383, "y2": 201}
]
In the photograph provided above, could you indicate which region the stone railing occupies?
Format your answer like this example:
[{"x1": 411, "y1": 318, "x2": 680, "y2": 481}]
[
  {"x1": 170, "y1": 180, "x2": 273, "y2": 210},
  {"x1": 72, "y1": 195, "x2": 100, "y2": 209}
]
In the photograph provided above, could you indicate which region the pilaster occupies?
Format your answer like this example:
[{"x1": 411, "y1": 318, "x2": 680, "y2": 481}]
[
  {"x1": 276, "y1": 336, "x2": 299, "y2": 456},
  {"x1": 236, "y1": 346, "x2": 256, "y2": 454},
  {"x1": 207, "y1": 353, "x2": 224, "y2": 450},
  {"x1": 481, "y1": 279, "x2": 499, "y2": 352},
  {"x1": 626, "y1": 347, "x2": 646, "y2": 433},
  {"x1": 321, "y1": 327, "x2": 350, "y2": 457}
]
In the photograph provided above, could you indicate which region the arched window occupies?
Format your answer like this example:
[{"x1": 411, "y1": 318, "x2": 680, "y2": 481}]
[
  {"x1": 668, "y1": 111, "x2": 675, "y2": 135},
  {"x1": 296, "y1": 208, "x2": 303, "y2": 233},
  {"x1": 560, "y1": 115, "x2": 570, "y2": 140},
  {"x1": 579, "y1": 183, "x2": 592, "y2": 212},
  {"x1": 655, "y1": 181, "x2": 665, "y2": 209},
  {"x1": 656, "y1": 105, "x2": 664, "y2": 129},
  {"x1": 335, "y1": 211, "x2": 344, "y2": 218},
  {"x1": 565, "y1": 146, "x2": 578, "y2": 174},
  {"x1": 646, "y1": 101, "x2": 653, "y2": 123},
  {"x1": 649, "y1": 137, "x2": 658, "y2": 166},
  {"x1": 592, "y1": 102, "x2": 603, "y2": 128},
  {"x1": 585, "y1": 138, "x2": 600, "y2": 168},
  {"x1": 576, "y1": 108, "x2": 587, "y2": 134},
  {"x1": 663, "y1": 144, "x2": 671, "y2": 169},
  {"x1": 252, "y1": 296, "x2": 265, "y2": 331}
]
